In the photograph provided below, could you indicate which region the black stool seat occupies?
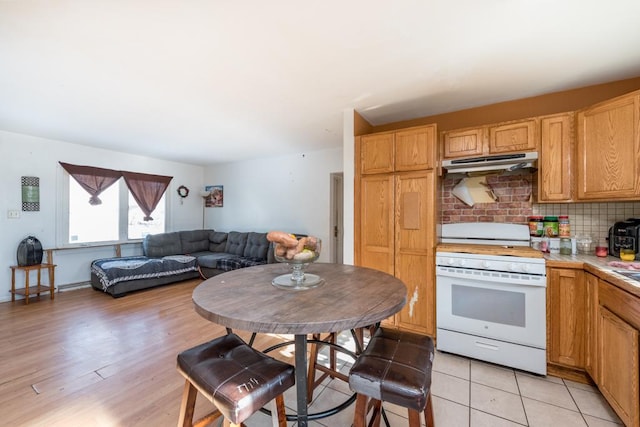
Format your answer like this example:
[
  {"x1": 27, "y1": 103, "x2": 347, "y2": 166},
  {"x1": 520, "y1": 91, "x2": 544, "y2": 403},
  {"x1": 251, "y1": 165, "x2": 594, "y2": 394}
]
[
  {"x1": 177, "y1": 333, "x2": 295, "y2": 425},
  {"x1": 349, "y1": 327, "x2": 435, "y2": 426}
]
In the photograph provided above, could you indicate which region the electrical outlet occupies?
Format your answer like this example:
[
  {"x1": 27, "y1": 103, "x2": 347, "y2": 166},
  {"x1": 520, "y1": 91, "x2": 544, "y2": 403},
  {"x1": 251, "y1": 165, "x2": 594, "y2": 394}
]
[{"x1": 7, "y1": 210, "x2": 20, "y2": 219}]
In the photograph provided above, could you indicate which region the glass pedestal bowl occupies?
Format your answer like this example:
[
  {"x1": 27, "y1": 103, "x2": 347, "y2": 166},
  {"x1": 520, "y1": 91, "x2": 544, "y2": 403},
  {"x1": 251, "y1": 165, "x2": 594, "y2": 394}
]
[{"x1": 272, "y1": 239, "x2": 323, "y2": 290}]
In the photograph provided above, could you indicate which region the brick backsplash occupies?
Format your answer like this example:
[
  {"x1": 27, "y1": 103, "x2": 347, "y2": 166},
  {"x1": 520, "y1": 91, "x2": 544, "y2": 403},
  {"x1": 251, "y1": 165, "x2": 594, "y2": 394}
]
[
  {"x1": 442, "y1": 175, "x2": 533, "y2": 224},
  {"x1": 442, "y1": 175, "x2": 640, "y2": 243}
]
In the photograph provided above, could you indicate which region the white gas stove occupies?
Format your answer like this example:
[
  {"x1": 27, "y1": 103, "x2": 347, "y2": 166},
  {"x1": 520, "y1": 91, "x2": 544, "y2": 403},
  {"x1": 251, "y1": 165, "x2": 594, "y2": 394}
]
[{"x1": 436, "y1": 222, "x2": 547, "y2": 375}]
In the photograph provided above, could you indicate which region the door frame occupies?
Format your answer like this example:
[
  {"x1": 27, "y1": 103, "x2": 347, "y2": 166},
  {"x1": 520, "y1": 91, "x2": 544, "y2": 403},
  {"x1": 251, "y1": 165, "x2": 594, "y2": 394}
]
[{"x1": 330, "y1": 173, "x2": 344, "y2": 264}]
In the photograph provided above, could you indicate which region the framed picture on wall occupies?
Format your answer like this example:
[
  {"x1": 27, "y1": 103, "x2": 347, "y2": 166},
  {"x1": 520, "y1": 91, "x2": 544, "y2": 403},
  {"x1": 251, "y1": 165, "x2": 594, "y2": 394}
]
[{"x1": 205, "y1": 185, "x2": 223, "y2": 207}]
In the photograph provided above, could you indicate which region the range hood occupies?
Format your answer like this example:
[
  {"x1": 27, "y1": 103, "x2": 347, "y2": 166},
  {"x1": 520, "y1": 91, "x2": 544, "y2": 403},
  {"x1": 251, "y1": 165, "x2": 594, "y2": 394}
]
[{"x1": 442, "y1": 152, "x2": 538, "y2": 175}]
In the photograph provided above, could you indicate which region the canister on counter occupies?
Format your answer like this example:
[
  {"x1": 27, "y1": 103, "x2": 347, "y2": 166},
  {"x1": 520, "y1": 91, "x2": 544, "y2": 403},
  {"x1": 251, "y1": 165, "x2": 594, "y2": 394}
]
[
  {"x1": 559, "y1": 215, "x2": 570, "y2": 237},
  {"x1": 543, "y1": 216, "x2": 559, "y2": 237},
  {"x1": 560, "y1": 237, "x2": 572, "y2": 255},
  {"x1": 548, "y1": 237, "x2": 560, "y2": 254},
  {"x1": 530, "y1": 236, "x2": 543, "y2": 251},
  {"x1": 528, "y1": 216, "x2": 544, "y2": 237}
]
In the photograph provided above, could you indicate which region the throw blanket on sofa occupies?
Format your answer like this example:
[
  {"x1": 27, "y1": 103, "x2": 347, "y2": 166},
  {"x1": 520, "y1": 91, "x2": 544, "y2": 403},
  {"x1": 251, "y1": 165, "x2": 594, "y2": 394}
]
[{"x1": 91, "y1": 255, "x2": 198, "y2": 291}]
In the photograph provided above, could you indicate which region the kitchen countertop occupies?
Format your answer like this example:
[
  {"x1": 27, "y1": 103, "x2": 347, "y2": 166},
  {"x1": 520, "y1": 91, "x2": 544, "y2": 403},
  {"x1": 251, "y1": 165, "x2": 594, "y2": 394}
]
[{"x1": 545, "y1": 252, "x2": 640, "y2": 298}]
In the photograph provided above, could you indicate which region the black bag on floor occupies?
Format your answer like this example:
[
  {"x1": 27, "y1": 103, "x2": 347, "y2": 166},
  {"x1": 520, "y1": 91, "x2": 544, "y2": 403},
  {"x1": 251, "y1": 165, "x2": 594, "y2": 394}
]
[{"x1": 17, "y1": 236, "x2": 43, "y2": 266}]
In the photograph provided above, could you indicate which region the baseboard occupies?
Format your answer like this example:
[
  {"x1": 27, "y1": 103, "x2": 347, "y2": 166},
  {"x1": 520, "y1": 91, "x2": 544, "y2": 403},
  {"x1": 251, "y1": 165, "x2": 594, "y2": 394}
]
[
  {"x1": 547, "y1": 363, "x2": 594, "y2": 385},
  {"x1": 58, "y1": 282, "x2": 91, "y2": 292}
]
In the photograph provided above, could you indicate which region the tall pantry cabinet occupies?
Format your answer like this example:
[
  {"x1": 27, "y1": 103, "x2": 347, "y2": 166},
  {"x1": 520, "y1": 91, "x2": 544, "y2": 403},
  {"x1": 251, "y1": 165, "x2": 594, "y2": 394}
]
[{"x1": 355, "y1": 124, "x2": 437, "y2": 336}]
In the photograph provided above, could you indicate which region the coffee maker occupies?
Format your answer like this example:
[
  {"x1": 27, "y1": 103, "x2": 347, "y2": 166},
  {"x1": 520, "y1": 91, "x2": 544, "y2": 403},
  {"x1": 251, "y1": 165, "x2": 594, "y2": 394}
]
[{"x1": 608, "y1": 218, "x2": 640, "y2": 257}]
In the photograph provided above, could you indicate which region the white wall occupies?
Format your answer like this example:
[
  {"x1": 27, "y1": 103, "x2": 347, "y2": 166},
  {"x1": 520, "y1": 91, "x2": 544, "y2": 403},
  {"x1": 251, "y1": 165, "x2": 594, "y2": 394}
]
[
  {"x1": 204, "y1": 148, "x2": 343, "y2": 263},
  {"x1": 0, "y1": 130, "x2": 204, "y2": 301}
]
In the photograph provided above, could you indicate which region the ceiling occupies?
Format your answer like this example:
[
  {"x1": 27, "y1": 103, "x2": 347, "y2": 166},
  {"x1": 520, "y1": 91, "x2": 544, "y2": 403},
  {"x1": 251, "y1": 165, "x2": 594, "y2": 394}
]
[{"x1": 2, "y1": 1, "x2": 640, "y2": 166}]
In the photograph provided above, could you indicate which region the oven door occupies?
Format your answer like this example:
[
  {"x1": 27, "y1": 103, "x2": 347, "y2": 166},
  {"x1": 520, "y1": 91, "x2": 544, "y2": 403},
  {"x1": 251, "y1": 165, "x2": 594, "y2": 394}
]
[{"x1": 436, "y1": 266, "x2": 546, "y2": 349}]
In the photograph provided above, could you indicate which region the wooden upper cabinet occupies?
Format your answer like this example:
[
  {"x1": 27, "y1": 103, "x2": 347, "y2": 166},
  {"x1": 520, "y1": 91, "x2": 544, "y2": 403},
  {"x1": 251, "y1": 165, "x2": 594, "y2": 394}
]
[
  {"x1": 538, "y1": 113, "x2": 574, "y2": 202},
  {"x1": 442, "y1": 118, "x2": 538, "y2": 160},
  {"x1": 488, "y1": 118, "x2": 538, "y2": 154},
  {"x1": 360, "y1": 132, "x2": 394, "y2": 174},
  {"x1": 442, "y1": 127, "x2": 485, "y2": 159},
  {"x1": 577, "y1": 90, "x2": 640, "y2": 200},
  {"x1": 361, "y1": 125, "x2": 436, "y2": 174},
  {"x1": 395, "y1": 125, "x2": 437, "y2": 171}
]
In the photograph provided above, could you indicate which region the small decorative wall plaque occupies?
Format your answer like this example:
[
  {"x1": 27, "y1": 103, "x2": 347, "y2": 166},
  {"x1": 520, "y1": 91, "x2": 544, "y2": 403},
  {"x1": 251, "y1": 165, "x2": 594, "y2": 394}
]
[
  {"x1": 205, "y1": 185, "x2": 223, "y2": 207},
  {"x1": 21, "y1": 176, "x2": 40, "y2": 211}
]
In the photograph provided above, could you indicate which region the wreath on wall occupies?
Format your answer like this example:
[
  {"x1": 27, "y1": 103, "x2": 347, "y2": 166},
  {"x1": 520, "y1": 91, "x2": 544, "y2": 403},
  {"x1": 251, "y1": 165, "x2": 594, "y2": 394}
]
[{"x1": 177, "y1": 185, "x2": 190, "y2": 198}]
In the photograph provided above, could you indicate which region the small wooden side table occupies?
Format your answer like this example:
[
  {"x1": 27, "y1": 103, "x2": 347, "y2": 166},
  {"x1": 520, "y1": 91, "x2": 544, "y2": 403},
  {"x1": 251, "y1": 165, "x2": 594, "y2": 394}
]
[{"x1": 10, "y1": 263, "x2": 57, "y2": 304}]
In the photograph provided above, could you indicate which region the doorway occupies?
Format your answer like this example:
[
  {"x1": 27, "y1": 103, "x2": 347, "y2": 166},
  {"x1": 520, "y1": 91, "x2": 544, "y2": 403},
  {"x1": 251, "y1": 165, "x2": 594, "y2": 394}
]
[{"x1": 330, "y1": 173, "x2": 344, "y2": 263}]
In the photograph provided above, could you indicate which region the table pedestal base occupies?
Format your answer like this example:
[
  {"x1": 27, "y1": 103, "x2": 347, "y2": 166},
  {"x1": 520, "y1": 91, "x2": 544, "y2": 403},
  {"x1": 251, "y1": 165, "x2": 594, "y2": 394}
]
[{"x1": 261, "y1": 335, "x2": 358, "y2": 426}]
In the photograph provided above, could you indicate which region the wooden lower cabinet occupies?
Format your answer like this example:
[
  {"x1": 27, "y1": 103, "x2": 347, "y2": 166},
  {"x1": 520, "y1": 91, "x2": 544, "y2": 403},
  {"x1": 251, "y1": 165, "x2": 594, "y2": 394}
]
[
  {"x1": 548, "y1": 267, "x2": 640, "y2": 425},
  {"x1": 393, "y1": 171, "x2": 435, "y2": 335},
  {"x1": 585, "y1": 272, "x2": 599, "y2": 382},
  {"x1": 356, "y1": 170, "x2": 436, "y2": 336},
  {"x1": 546, "y1": 268, "x2": 588, "y2": 378},
  {"x1": 357, "y1": 174, "x2": 395, "y2": 275},
  {"x1": 598, "y1": 306, "x2": 640, "y2": 427},
  {"x1": 598, "y1": 278, "x2": 640, "y2": 427}
]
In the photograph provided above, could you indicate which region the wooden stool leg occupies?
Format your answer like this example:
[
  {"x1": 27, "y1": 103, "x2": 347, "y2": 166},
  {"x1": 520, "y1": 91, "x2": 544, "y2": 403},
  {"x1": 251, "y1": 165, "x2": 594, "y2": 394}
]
[
  {"x1": 408, "y1": 409, "x2": 421, "y2": 427},
  {"x1": 178, "y1": 380, "x2": 198, "y2": 427},
  {"x1": 328, "y1": 332, "x2": 337, "y2": 372},
  {"x1": 273, "y1": 394, "x2": 287, "y2": 427},
  {"x1": 307, "y1": 333, "x2": 320, "y2": 401},
  {"x1": 354, "y1": 394, "x2": 368, "y2": 427},
  {"x1": 354, "y1": 327, "x2": 365, "y2": 354},
  {"x1": 424, "y1": 392, "x2": 434, "y2": 427},
  {"x1": 368, "y1": 399, "x2": 382, "y2": 427},
  {"x1": 48, "y1": 264, "x2": 55, "y2": 300}
]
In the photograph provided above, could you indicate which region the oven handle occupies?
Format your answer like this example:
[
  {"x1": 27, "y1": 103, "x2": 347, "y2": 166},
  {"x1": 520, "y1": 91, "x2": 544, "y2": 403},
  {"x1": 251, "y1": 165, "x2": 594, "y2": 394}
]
[{"x1": 475, "y1": 341, "x2": 499, "y2": 351}]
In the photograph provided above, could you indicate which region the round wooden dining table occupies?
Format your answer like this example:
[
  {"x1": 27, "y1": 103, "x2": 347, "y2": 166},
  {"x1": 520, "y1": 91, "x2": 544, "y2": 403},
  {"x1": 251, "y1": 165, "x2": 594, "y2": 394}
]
[{"x1": 192, "y1": 262, "x2": 407, "y2": 427}]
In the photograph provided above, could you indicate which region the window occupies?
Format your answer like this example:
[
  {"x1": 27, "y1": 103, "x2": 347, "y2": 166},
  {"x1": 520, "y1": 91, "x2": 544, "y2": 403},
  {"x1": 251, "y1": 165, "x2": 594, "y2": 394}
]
[
  {"x1": 64, "y1": 176, "x2": 166, "y2": 245},
  {"x1": 68, "y1": 178, "x2": 119, "y2": 243},
  {"x1": 128, "y1": 191, "x2": 165, "y2": 239}
]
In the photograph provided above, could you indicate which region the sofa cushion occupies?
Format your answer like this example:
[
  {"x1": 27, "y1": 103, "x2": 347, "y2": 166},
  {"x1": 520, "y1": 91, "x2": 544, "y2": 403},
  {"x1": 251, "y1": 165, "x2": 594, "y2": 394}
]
[
  {"x1": 217, "y1": 256, "x2": 266, "y2": 272},
  {"x1": 224, "y1": 231, "x2": 248, "y2": 256},
  {"x1": 243, "y1": 232, "x2": 270, "y2": 259},
  {"x1": 209, "y1": 231, "x2": 228, "y2": 252},
  {"x1": 180, "y1": 230, "x2": 211, "y2": 253},
  {"x1": 143, "y1": 232, "x2": 183, "y2": 257},
  {"x1": 195, "y1": 253, "x2": 239, "y2": 269}
]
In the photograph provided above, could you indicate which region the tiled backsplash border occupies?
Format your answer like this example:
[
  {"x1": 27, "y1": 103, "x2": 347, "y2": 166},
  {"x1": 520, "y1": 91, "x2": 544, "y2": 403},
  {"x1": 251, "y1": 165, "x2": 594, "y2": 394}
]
[{"x1": 442, "y1": 175, "x2": 640, "y2": 243}]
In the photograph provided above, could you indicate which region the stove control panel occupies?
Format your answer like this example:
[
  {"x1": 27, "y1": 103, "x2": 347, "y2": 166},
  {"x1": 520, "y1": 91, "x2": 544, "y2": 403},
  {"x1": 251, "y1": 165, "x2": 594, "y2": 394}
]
[{"x1": 436, "y1": 251, "x2": 546, "y2": 276}]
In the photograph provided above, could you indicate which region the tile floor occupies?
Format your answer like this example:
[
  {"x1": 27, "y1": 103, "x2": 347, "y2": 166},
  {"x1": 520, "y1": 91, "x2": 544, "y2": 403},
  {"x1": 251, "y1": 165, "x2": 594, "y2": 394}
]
[{"x1": 244, "y1": 334, "x2": 624, "y2": 427}]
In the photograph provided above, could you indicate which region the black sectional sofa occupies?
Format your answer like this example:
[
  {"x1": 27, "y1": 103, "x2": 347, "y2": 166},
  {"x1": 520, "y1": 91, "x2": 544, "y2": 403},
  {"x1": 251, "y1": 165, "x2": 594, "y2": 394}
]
[{"x1": 90, "y1": 229, "x2": 275, "y2": 297}]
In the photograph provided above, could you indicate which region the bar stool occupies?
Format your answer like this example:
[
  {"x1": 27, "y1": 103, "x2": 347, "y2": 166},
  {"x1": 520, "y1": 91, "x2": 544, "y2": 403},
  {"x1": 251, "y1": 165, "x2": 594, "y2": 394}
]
[
  {"x1": 306, "y1": 327, "x2": 370, "y2": 401},
  {"x1": 176, "y1": 333, "x2": 295, "y2": 427},
  {"x1": 349, "y1": 327, "x2": 435, "y2": 427}
]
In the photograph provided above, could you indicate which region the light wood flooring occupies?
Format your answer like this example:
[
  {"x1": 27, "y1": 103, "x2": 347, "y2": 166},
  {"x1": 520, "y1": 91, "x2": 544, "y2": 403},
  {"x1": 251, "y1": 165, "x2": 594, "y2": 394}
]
[
  {"x1": 0, "y1": 280, "x2": 295, "y2": 427},
  {"x1": 2, "y1": 281, "x2": 623, "y2": 427}
]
